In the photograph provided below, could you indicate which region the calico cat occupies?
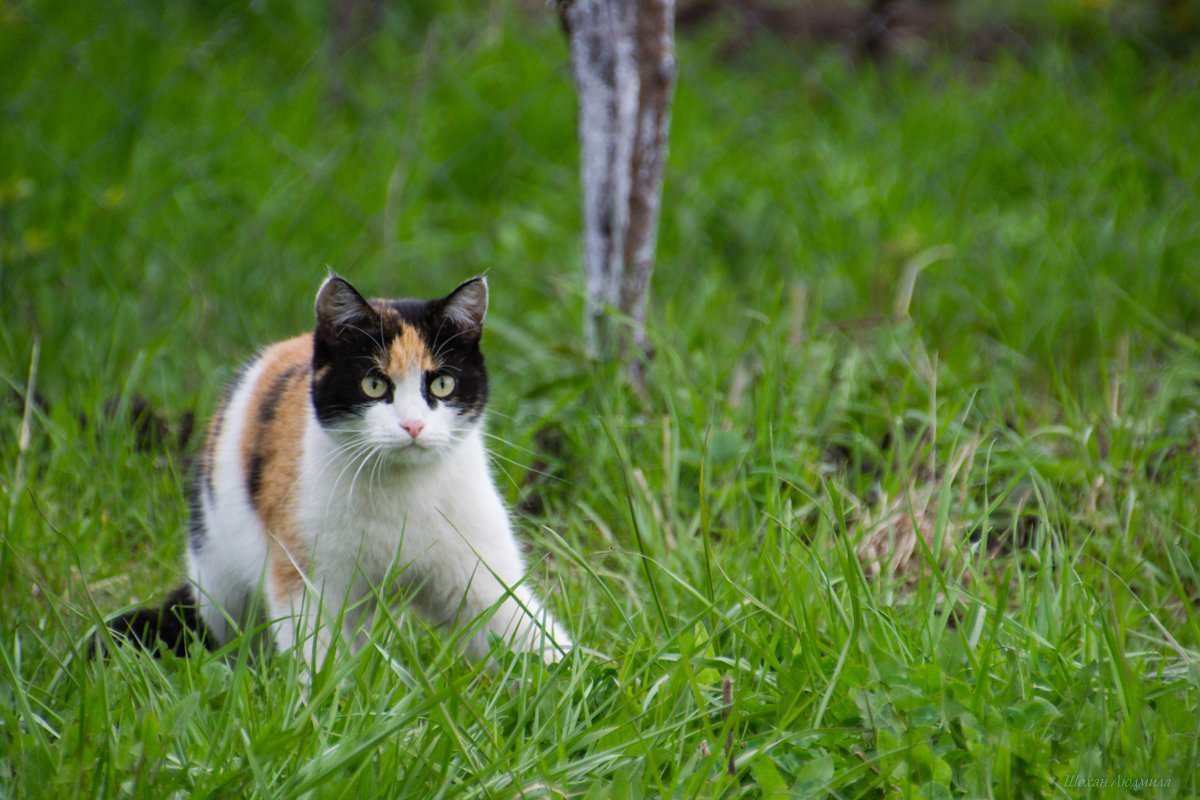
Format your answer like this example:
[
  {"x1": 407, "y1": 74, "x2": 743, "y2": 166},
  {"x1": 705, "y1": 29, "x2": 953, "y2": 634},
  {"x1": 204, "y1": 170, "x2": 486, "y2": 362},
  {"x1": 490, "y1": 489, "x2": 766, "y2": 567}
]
[{"x1": 104, "y1": 276, "x2": 570, "y2": 666}]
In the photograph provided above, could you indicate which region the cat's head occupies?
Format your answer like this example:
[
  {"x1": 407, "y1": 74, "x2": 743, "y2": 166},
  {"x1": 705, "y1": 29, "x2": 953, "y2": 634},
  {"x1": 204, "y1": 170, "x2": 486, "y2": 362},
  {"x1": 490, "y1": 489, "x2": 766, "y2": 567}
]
[{"x1": 310, "y1": 275, "x2": 489, "y2": 465}]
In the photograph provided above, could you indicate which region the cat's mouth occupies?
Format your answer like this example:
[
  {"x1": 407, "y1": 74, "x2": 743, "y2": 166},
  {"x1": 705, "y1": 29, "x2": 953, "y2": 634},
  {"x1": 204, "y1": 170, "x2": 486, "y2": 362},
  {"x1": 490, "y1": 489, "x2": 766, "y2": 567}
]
[{"x1": 378, "y1": 434, "x2": 445, "y2": 465}]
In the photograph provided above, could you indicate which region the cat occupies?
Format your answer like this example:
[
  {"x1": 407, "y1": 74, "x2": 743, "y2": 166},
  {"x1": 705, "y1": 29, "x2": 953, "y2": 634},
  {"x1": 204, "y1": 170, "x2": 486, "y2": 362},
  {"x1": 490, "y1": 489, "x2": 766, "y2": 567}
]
[{"x1": 102, "y1": 275, "x2": 571, "y2": 667}]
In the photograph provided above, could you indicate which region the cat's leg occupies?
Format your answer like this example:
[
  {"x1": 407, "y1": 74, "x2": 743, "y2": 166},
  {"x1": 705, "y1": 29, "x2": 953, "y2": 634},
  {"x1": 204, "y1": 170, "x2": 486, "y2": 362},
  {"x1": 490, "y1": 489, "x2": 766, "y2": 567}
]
[
  {"x1": 468, "y1": 582, "x2": 572, "y2": 664},
  {"x1": 264, "y1": 553, "x2": 338, "y2": 670},
  {"x1": 410, "y1": 528, "x2": 571, "y2": 664},
  {"x1": 265, "y1": 553, "x2": 373, "y2": 669},
  {"x1": 265, "y1": 584, "x2": 325, "y2": 668},
  {"x1": 187, "y1": 542, "x2": 246, "y2": 648}
]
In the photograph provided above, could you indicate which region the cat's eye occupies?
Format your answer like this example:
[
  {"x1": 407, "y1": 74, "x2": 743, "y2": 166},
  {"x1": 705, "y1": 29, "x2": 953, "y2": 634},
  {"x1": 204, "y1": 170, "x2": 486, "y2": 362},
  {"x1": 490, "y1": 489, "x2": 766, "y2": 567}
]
[
  {"x1": 361, "y1": 374, "x2": 390, "y2": 399},
  {"x1": 429, "y1": 374, "x2": 456, "y2": 398}
]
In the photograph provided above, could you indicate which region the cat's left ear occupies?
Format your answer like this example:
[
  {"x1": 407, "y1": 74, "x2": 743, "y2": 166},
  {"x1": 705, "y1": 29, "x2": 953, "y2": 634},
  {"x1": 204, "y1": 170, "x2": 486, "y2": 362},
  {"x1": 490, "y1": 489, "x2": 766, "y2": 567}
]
[
  {"x1": 441, "y1": 277, "x2": 488, "y2": 338},
  {"x1": 315, "y1": 275, "x2": 375, "y2": 333}
]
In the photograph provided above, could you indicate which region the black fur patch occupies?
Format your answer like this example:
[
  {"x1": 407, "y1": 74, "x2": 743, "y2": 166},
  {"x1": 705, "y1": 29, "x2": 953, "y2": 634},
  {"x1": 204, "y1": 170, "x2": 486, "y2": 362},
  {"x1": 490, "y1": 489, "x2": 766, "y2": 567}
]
[
  {"x1": 258, "y1": 364, "x2": 305, "y2": 428},
  {"x1": 311, "y1": 342, "x2": 378, "y2": 427},
  {"x1": 91, "y1": 584, "x2": 212, "y2": 658},
  {"x1": 187, "y1": 467, "x2": 207, "y2": 549},
  {"x1": 245, "y1": 450, "x2": 265, "y2": 507}
]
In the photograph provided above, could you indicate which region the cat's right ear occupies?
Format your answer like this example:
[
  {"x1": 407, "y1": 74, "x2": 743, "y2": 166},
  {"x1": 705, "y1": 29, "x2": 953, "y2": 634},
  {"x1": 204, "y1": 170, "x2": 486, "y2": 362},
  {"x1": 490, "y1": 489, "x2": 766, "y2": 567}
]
[{"x1": 315, "y1": 275, "x2": 374, "y2": 334}]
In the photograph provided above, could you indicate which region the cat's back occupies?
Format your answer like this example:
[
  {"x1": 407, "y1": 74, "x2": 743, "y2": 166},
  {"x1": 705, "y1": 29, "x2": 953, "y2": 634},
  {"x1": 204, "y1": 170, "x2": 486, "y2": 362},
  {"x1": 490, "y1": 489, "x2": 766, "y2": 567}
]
[
  {"x1": 186, "y1": 335, "x2": 317, "y2": 636},
  {"x1": 195, "y1": 335, "x2": 314, "y2": 541}
]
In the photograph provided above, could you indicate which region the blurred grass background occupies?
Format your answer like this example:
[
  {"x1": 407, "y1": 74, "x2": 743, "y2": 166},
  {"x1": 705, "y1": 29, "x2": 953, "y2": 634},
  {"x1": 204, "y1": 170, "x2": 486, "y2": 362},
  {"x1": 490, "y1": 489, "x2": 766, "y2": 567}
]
[{"x1": 2, "y1": 1, "x2": 1200, "y2": 797}]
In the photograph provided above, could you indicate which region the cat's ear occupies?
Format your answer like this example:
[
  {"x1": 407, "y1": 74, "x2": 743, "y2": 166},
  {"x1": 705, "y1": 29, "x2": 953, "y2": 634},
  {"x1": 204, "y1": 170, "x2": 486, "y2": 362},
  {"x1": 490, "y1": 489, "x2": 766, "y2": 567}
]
[
  {"x1": 315, "y1": 275, "x2": 375, "y2": 333},
  {"x1": 441, "y1": 277, "x2": 488, "y2": 337}
]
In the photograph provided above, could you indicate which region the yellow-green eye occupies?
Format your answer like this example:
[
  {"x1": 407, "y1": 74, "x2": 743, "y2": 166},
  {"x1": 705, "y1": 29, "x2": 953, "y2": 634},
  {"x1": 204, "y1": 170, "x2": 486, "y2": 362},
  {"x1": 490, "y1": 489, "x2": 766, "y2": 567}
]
[
  {"x1": 429, "y1": 374, "x2": 456, "y2": 398},
  {"x1": 361, "y1": 374, "x2": 389, "y2": 399}
]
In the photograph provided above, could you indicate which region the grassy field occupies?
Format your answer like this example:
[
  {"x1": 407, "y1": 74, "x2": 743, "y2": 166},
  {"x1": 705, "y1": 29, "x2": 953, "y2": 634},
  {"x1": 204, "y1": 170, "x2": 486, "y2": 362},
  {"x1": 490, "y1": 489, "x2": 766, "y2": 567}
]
[{"x1": 3, "y1": 1, "x2": 1200, "y2": 797}]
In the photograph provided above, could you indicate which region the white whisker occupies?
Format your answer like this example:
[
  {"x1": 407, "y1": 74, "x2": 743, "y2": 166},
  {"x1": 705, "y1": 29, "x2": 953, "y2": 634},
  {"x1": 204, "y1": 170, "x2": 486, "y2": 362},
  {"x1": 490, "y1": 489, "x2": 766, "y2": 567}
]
[
  {"x1": 322, "y1": 440, "x2": 380, "y2": 521},
  {"x1": 431, "y1": 326, "x2": 470, "y2": 364},
  {"x1": 485, "y1": 449, "x2": 568, "y2": 484}
]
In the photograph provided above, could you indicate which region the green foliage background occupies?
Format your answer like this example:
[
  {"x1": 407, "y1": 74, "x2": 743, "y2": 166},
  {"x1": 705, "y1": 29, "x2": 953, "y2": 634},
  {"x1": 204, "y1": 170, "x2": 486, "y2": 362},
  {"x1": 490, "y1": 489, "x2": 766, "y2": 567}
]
[{"x1": 2, "y1": 1, "x2": 1198, "y2": 797}]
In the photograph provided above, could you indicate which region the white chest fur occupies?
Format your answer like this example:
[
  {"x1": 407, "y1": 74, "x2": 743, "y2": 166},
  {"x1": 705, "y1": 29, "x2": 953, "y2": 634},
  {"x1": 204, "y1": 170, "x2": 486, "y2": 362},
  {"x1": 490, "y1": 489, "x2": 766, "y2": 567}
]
[{"x1": 296, "y1": 420, "x2": 515, "y2": 603}]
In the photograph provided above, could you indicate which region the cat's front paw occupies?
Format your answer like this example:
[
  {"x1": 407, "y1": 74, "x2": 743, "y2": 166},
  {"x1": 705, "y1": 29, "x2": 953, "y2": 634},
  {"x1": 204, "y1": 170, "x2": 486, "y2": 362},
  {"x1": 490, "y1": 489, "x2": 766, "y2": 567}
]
[{"x1": 515, "y1": 616, "x2": 572, "y2": 665}]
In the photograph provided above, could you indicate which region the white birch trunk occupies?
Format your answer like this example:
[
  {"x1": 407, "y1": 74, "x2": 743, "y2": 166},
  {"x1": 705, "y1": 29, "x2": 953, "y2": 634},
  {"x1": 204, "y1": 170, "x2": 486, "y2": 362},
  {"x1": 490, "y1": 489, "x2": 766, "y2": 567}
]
[{"x1": 564, "y1": 0, "x2": 676, "y2": 382}]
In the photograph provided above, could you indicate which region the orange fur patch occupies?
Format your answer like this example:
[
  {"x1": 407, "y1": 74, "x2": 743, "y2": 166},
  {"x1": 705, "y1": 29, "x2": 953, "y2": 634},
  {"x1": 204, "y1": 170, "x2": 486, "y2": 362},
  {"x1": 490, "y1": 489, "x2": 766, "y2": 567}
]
[
  {"x1": 385, "y1": 324, "x2": 436, "y2": 375},
  {"x1": 270, "y1": 541, "x2": 307, "y2": 602},
  {"x1": 239, "y1": 335, "x2": 313, "y2": 599}
]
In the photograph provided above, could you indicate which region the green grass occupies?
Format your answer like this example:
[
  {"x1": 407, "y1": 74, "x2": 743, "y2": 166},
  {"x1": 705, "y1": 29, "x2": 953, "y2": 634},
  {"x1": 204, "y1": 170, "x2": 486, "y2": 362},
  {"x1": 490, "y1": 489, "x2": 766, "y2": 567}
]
[{"x1": 3, "y1": 1, "x2": 1200, "y2": 797}]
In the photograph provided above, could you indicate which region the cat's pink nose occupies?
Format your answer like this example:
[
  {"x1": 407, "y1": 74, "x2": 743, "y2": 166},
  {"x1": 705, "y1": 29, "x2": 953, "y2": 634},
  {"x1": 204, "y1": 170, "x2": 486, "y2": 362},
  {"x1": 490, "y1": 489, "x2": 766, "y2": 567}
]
[{"x1": 400, "y1": 420, "x2": 425, "y2": 440}]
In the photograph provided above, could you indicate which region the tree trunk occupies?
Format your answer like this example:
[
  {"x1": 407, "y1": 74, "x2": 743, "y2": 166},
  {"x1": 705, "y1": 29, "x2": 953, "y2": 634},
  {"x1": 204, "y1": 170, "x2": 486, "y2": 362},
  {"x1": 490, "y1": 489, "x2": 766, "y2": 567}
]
[{"x1": 563, "y1": 0, "x2": 676, "y2": 384}]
